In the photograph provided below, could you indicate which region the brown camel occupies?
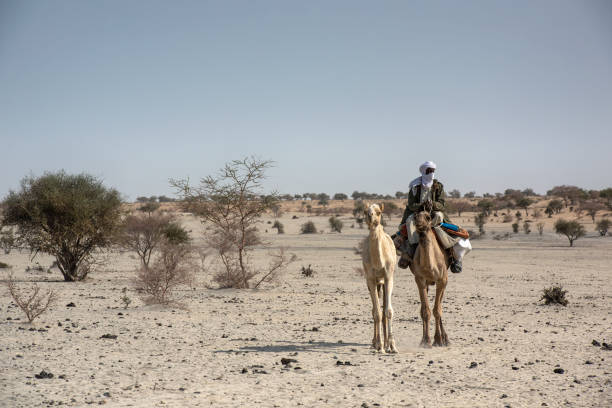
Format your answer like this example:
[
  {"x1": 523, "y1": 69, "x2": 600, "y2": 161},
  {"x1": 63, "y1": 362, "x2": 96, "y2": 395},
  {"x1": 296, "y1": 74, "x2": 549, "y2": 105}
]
[
  {"x1": 409, "y1": 210, "x2": 451, "y2": 347},
  {"x1": 362, "y1": 203, "x2": 398, "y2": 353}
]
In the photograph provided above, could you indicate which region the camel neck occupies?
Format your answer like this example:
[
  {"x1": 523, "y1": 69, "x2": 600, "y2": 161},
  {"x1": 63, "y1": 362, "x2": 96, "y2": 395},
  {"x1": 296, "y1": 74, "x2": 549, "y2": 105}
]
[{"x1": 368, "y1": 225, "x2": 384, "y2": 239}]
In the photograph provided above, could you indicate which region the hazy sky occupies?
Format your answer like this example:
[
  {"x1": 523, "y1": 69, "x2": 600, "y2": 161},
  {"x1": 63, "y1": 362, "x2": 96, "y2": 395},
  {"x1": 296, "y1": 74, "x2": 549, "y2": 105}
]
[{"x1": 1, "y1": 0, "x2": 611, "y2": 200}]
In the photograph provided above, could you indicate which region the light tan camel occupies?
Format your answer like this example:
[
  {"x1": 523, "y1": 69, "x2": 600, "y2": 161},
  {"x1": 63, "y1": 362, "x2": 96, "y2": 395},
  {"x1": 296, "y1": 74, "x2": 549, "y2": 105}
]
[
  {"x1": 409, "y1": 211, "x2": 451, "y2": 347},
  {"x1": 362, "y1": 203, "x2": 398, "y2": 353}
]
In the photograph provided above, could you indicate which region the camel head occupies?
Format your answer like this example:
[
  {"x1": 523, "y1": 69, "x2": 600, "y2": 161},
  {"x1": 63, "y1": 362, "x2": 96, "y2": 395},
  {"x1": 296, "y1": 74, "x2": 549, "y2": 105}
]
[
  {"x1": 414, "y1": 211, "x2": 432, "y2": 233},
  {"x1": 364, "y1": 203, "x2": 384, "y2": 230}
]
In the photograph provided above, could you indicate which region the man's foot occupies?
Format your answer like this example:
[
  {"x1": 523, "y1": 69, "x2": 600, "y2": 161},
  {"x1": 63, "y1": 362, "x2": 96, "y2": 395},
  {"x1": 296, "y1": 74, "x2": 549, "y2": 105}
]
[{"x1": 450, "y1": 258, "x2": 462, "y2": 273}]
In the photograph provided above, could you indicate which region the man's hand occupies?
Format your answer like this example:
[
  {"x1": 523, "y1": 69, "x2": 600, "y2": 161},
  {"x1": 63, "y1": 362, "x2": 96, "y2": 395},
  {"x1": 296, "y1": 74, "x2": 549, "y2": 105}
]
[{"x1": 423, "y1": 200, "x2": 433, "y2": 213}]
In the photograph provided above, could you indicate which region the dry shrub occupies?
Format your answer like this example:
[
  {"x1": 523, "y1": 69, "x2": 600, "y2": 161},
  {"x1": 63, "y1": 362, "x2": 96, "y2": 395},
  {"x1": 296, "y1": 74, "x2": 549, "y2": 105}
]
[
  {"x1": 537, "y1": 222, "x2": 545, "y2": 235},
  {"x1": 329, "y1": 216, "x2": 343, "y2": 233},
  {"x1": 0, "y1": 228, "x2": 15, "y2": 254},
  {"x1": 300, "y1": 264, "x2": 314, "y2": 277},
  {"x1": 540, "y1": 285, "x2": 568, "y2": 306},
  {"x1": 118, "y1": 213, "x2": 174, "y2": 268},
  {"x1": 301, "y1": 221, "x2": 317, "y2": 234},
  {"x1": 135, "y1": 241, "x2": 195, "y2": 304},
  {"x1": 5, "y1": 273, "x2": 57, "y2": 322}
]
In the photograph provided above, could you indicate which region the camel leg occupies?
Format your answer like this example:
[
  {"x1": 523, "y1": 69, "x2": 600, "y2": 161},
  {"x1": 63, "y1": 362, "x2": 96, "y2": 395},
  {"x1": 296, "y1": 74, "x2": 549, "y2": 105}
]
[
  {"x1": 378, "y1": 283, "x2": 388, "y2": 351},
  {"x1": 367, "y1": 279, "x2": 383, "y2": 352},
  {"x1": 433, "y1": 277, "x2": 449, "y2": 347},
  {"x1": 383, "y1": 275, "x2": 398, "y2": 353},
  {"x1": 415, "y1": 276, "x2": 431, "y2": 348}
]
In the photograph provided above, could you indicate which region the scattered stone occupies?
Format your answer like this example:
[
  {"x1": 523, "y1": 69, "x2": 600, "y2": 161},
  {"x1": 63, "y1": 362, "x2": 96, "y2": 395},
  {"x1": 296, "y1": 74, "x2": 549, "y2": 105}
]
[
  {"x1": 602, "y1": 343, "x2": 612, "y2": 351},
  {"x1": 35, "y1": 370, "x2": 54, "y2": 379},
  {"x1": 103, "y1": 392, "x2": 111, "y2": 397},
  {"x1": 585, "y1": 360, "x2": 593, "y2": 365},
  {"x1": 469, "y1": 362, "x2": 478, "y2": 369},
  {"x1": 66, "y1": 302, "x2": 76, "y2": 308},
  {"x1": 592, "y1": 340, "x2": 601, "y2": 347},
  {"x1": 281, "y1": 358, "x2": 298, "y2": 366},
  {"x1": 100, "y1": 334, "x2": 117, "y2": 339},
  {"x1": 553, "y1": 368, "x2": 565, "y2": 374},
  {"x1": 241, "y1": 368, "x2": 248, "y2": 374},
  {"x1": 500, "y1": 394, "x2": 508, "y2": 399},
  {"x1": 511, "y1": 366, "x2": 519, "y2": 371}
]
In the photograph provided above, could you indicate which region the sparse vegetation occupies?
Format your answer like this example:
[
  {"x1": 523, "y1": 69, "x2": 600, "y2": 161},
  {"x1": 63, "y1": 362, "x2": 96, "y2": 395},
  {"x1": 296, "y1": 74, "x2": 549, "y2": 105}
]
[
  {"x1": 135, "y1": 239, "x2": 195, "y2": 304},
  {"x1": 1, "y1": 171, "x2": 122, "y2": 281},
  {"x1": 554, "y1": 219, "x2": 585, "y2": 247},
  {"x1": 523, "y1": 221, "x2": 531, "y2": 234},
  {"x1": 512, "y1": 223, "x2": 519, "y2": 233},
  {"x1": 171, "y1": 157, "x2": 292, "y2": 289},
  {"x1": 119, "y1": 213, "x2": 174, "y2": 268},
  {"x1": 5, "y1": 273, "x2": 57, "y2": 322},
  {"x1": 0, "y1": 262, "x2": 10, "y2": 269},
  {"x1": 301, "y1": 221, "x2": 317, "y2": 234},
  {"x1": 139, "y1": 202, "x2": 161, "y2": 214},
  {"x1": 537, "y1": 222, "x2": 545, "y2": 236},
  {"x1": 540, "y1": 285, "x2": 568, "y2": 306},
  {"x1": 329, "y1": 216, "x2": 343, "y2": 233}
]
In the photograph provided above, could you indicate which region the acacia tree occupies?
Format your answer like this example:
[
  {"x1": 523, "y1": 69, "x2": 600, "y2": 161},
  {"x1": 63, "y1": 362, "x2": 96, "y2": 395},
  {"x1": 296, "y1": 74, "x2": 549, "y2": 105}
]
[
  {"x1": 1, "y1": 172, "x2": 122, "y2": 281},
  {"x1": 171, "y1": 157, "x2": 293, "y2": 289},
  {"x1": 554, "y1": 219, "x2": 586, "y2": 247},
  {"x1": 118, "y1": 213, "x2": 174, "y2": 268}
]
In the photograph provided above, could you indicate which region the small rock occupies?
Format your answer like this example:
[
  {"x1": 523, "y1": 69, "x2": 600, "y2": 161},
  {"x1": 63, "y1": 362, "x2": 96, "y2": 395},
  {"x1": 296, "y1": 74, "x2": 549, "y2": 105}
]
[
  {"x1": 602, "y1": 343, "x2": 612, "y2": 351},
  {"x1": 511, "y1": 366, "x2": 519, "y2": 370},
  {"x1": 100, "y1": 334, "x2": 117, "y2": 339},
  {"x1": 66, "y1": 302, "x2": 76, "y2": 308},
  {"x1": 553, "y1": 368, "x2": 565, "y2": 374},
  {"x1": 500, "y1": 394, "x2": 508, "y2": 399},
  {"x1": 103, "y1": 392, "x2": 111, "y2": 397},
  {"x1": 241, "y1": 368, "x2": 248, "y2": 374},
  {"x1": 585, "y1": 360, "x2": 593, "y2": 365},
  {"x1": 592, "y1": 340, "x2": 601, "y2": 347},
  {"x1": 469, "y1": 362, "x2": 478, "y2": 369},
  {"x1": 281, "y1": 358, "x2": 298, "y2": 365}
]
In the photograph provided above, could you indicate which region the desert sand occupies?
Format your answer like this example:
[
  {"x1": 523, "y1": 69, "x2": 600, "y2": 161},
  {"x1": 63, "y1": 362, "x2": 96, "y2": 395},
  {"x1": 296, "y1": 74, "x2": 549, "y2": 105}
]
[{"x1": 1, "y1": 208, "x2": 611, "y2": 407}]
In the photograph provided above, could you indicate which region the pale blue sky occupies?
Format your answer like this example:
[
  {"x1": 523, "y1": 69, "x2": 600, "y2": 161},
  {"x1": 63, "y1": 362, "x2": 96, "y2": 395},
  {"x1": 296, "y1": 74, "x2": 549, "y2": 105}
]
[{"x1": 1, "y1": 0, "x2": 611, "y2": 200}]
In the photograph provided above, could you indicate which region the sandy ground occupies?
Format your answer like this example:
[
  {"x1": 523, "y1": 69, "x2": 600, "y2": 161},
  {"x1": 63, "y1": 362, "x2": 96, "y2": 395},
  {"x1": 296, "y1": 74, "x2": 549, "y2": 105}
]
[{"x1": 1, "y1": 210, "x2": 611, "y2": 407}]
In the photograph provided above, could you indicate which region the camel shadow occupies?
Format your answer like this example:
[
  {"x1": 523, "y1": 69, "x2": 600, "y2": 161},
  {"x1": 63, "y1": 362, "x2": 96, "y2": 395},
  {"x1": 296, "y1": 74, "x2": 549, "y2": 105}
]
[{"x1": 215, "y1": 340, "x2": 367, "y2": 354}]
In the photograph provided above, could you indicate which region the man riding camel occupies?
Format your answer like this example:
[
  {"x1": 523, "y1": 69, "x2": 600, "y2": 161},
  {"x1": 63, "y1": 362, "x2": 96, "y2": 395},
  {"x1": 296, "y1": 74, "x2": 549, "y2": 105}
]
[{"x1": 395, "y1": 161, "x2": 464, "y2": 273}]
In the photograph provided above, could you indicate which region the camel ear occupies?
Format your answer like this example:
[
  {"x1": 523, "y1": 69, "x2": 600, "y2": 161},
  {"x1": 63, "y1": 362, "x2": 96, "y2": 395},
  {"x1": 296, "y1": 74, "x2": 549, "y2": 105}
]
[{"x1": 379, "y1": 203, "x2": 384, "y2": 212}]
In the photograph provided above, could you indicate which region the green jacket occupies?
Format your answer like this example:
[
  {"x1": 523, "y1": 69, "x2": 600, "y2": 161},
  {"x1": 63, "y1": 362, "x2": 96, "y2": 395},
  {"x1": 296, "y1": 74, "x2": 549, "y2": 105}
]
[{"x1": 400, "y1": 179, "x2": 450, "y2": 225}]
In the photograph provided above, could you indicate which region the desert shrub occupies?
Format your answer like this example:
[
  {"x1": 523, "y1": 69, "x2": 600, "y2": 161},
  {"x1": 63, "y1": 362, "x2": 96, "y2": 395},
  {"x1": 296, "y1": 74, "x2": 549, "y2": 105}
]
[
  {"x1": 292, "y1": 215, "x2": 298, "y2": 219},
  {"x1": 540, "y1": 285, "x2": 568, "y2": 306},
  {"x1": 118, "y1": 213, "x2": 174, "y2": 268},
  {"x1": 301, "y1": 264, "x2": 314, "y2": 277},
  {"x1": 119, "y1": 287, "x2": 132, "y2": 309},
  {"x1": 532, "y1": 209, "x2": 542, "y2": 219},
  {"x1": 515, "y1": 211, "x2": 522, "y2": 221},
  {"x1": 272, "y1": 221, "x2": 284, "y2": 234},
  {"x1": 301, "y1": 221, "x2": 317, "y2": 234},
  {"x1": 554, "y1": 219, "x2": 586, "y2": 247},
  {"x1": 382, "y1": 202, "x2": 398, "y2": 219},
  {"x1": 516, "y1": 197, "x2": 533, "y2": 216},
  {"x1": 503, "y1": 214, "x2": 513, "y2": 223},
  {"x1": 596, "y1": 219, "x2": 610, "y2": 236},
  {"x1": 171, "y1": 157, "x2": 294, "y2": 289},
  {"x1": 163, "y1": 222, "x2": 190, "y2": 245},
  {"x1": 453, "y1": 200, "x2": 472, "y2": 216},
  {"x1": 0, "y1": 262, "x2": 10, "y2": 269},
  {"x1": 1, "y1": 171, "x2": 122, "y2": 281},
  {"x1": 546, "y1": 199, "x2": 563, "y2": 216},
  {"x1": 537, "y1": 222, "x2": 545, "y2": 236},
  {"x1": 474, "y1": 213, "x2": 487, "y2": 234},
  {"x1": 356, "y1": 217, "x2": 364, "y2": 229},
  {"x1": 139, "y1": 202, "x2": 161, "y2": 214},
  {"x1": 523, "y1": 221, "x2": 531, "y2": 234},
  {"x1": 512, "y1": 223, "x2": 519, "y2": 233},
  {"x1": 329, "y1": 217, "x2": 343, "y2": 233},
  {"x1": 581, "y1": 201, "x2": 605, "y2": 223},
  {"x1": 0, "y1": 228, "x2": 15, "y2": 254},
  {"x1": 270, "y1": 203, "x2": 283, "y2": 218},
  {"x1": 135, "y1": 240, "x2": 195, "y2": 304},
  {"x1": 353, "y1": 200, "x2": 365, "y2": 219},
  {"x1": 5, "y1": 273, "x2": 57, "y2": 322}
]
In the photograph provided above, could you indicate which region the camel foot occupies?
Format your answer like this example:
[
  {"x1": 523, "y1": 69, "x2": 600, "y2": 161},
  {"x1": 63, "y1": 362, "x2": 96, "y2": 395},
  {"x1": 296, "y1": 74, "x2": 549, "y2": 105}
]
[
  {"x1": 433, "y1": 335, "x2": 450, "y2": 347},
  {"x1": 420, "y1": 339, "x2": 432, "y2": 348}
]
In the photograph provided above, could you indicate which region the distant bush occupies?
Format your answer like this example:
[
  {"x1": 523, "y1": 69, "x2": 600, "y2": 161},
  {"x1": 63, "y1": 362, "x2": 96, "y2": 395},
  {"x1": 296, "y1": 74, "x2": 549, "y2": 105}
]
[
  {"x1": 554, "y1": 219, "x2": 585, "y2": 247},
  {"x1": 474, "y1": 213, "x2": 487, "y2": 234},
  {"x1": 523, "y1": 221, "x2": 531, "y2": 234},
  {"x1": 596, "y1": 219, "x2": 610, "y2": 236},
  {"x1": 512, "y1": 223, "x2": 519, "y2": 233},
  {"x1": 301, "y1": 264, "x2": 314, "y2": 277},
  {"x1": 329, "y1": 217, "x2": 343, "y2": 233},
  {"x1": 272, "y1": 220, "x2": 285, "y2": 234},
  {"x1": 139, "y1": 202, "x2": 161, "y2": 214},
  {"x1": 301, "y1": 221, "x2": 317, "y2": 234},
  {"x1": 537, "y1": 222, "x2": 545, "y2": 236},
  {"x1": 540, "y1": 285, "x2": 568, "y2": 306},
  {"x1": 118, "y1": 213, "x2": 174, "y2": 268},
  {"x1": 0, "y1": 261, "x2": 10, "y2": 269},
  {"x1": 163, "y1": 222, "x2": 190, "y2": 245}
]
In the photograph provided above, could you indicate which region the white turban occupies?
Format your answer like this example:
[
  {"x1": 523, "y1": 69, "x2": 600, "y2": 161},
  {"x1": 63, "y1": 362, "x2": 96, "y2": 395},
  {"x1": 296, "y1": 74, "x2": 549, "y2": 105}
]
[{"x1": 419, "y1": 161, "x2": 437, "y2": 176}]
